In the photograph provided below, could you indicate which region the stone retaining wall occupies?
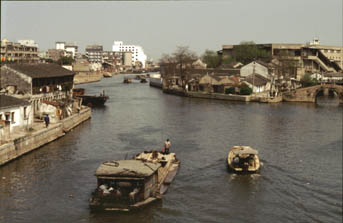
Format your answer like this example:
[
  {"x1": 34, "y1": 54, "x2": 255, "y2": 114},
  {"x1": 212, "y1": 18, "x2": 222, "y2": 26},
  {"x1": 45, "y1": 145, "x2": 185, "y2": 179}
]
[
  {"x1": 187, "y1": 92, "x2": 255, "y2": 102},
  {"x1": 62, "y1": 107, "x2": 91, "y2": 132},
  {"x1": 0, "y1": 107, "x2": 91, "y2": 166}
]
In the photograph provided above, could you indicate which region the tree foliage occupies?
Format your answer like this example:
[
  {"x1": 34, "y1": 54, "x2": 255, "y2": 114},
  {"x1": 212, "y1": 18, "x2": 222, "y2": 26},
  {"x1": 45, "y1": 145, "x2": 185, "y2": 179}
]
[
  {"x1": 233, "y1": 41, "x2": 271, "y2": 64},
  {"x1": 159, "y1": 46, "x2": 198, "y2": 79},
  {"x1": 239, "y1": 85, "x2": 253, "y2": 95},
  {"x1": 274, "y1": 51, "x2": 299, "y2": 79},
  {"x1": 57, "y1": 56, "x2": 74, "y2": 65},
  {"x1": 300, "y1": 73, "x2": 319, "y2": 87},
  {"x1": 225, "y1": 87, "x2": 236, "y2": 94},
  {"x1": 202, "y1": 50, "x2": 221, "y2": 68},
  {"x1": 221, "y1": 55, "x2": 236, "y2": 66}
]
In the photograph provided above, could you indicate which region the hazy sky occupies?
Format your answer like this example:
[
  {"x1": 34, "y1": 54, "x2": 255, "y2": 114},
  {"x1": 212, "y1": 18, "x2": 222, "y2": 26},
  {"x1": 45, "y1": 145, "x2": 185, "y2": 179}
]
[{"x1": 1, "y1": 0, "x2": 342, "y2": 60}]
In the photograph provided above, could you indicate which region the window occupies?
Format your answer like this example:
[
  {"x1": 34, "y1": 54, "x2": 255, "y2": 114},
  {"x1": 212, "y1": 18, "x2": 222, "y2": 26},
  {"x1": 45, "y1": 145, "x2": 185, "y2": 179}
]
[
  {"x1": 24, "y1": 107, "x2": 27, "y2": 119},
  {"x1": 5, "y1": 113, "x2": 10, "y2": 121},
  {"x1": 11, "y1": 112, "x2": 15, "y2": 123}
]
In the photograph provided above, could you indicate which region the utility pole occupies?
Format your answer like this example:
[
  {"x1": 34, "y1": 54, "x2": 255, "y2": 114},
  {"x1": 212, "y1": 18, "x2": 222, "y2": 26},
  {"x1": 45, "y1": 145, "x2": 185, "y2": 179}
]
[{"x1": 252, "y1": 60, "x2": 256, "y2": 95}]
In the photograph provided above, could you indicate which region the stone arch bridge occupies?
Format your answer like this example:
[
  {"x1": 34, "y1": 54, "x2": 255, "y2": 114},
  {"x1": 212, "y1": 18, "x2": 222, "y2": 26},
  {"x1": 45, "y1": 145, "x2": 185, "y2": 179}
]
[{"x1": 283, "y1": 84, "x2": 343, "y2": 104}]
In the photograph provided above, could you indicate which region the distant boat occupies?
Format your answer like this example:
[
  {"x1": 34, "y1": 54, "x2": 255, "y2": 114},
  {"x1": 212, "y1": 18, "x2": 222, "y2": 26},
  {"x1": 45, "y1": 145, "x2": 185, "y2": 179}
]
[
  {"x1": 149, "y1": 73, "x2": 162, "y2": 88},
  {"x1": 227, "y1": 146, "x2": 261, "y2": 173}
]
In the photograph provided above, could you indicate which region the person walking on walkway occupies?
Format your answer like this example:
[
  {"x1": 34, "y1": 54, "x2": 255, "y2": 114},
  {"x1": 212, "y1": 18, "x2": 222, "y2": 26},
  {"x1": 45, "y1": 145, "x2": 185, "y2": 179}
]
[{"x1": 44, "y1": 114, "x2": 50, "y2": 128}]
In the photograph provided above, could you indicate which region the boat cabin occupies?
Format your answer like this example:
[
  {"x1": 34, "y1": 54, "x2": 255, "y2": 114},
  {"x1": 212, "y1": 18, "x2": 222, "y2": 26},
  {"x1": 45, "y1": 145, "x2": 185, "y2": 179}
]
[
  {"x1": 90, "y1": 160, "x2": 161, "y2": 210},
  {"x1": 227, "y1": 146, "x2": 260, "y2": 172}
]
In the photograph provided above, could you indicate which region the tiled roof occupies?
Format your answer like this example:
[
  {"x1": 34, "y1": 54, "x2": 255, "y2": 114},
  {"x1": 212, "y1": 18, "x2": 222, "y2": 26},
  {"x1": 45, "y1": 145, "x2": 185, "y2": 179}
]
[
  {"x1": 6, "y1": 63, "x2": 75, "y2": 78},
  {"x1": 0, "y1": 95, "x2": 30, "y2": 109}
]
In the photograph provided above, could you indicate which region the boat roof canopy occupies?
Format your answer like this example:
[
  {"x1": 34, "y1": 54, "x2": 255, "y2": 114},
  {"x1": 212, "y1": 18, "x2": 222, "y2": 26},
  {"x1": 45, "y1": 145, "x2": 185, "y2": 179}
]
[
  {"x1": 95, "y1": 160, "x2": 161, "y2": 178},
  {"x1": 230, "y1": 146, "x2": 258, "y2": 155}
]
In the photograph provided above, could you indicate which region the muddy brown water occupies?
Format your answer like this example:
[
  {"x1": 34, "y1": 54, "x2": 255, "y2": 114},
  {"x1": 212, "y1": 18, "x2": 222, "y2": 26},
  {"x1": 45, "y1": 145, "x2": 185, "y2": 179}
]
[{"x1": 0, "y1": 75, "x2": 342, "y2": 223}]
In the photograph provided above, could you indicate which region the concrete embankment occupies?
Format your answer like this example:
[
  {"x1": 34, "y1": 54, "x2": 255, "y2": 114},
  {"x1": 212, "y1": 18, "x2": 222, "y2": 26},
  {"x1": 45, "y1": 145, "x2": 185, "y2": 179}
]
[
  {"x1": 74, "y1": 72, "x2": 103, "y2": 85},
  {"x1": 0, "y1": 107, "x2": 91, "y2": 166},
  {"x1": 187, "y1": 92, "x2": 258, "y2": 102}
]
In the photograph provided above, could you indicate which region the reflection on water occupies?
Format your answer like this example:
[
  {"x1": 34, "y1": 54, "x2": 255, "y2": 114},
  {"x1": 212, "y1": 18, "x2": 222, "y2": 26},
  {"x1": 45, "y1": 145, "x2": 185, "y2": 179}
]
[
  {"x1": 316, "y1": 95, "x2": 341, "y2": 106},
  {"x1": 0, "y1": 75, "x2": 342, "y2": 223}
]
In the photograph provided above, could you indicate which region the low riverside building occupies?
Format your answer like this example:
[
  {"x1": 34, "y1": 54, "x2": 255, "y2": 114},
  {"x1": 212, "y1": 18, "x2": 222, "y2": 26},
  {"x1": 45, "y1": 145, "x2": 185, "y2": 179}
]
[
  {"x1": 0, "y1": 95, "x2": 33, "y2": 143},
  {"x1": 0, "y1": 63, "x2": 75, "y2": 116},
  {"x1": 240, "y1": 61, "x2": 270, "y2": 79},
  {"x1": 242, "y1": 74, "x2": 271, "y2": 94},
  {"x1": 198, "y1": 74, "x2": 238, "y2": 93}
]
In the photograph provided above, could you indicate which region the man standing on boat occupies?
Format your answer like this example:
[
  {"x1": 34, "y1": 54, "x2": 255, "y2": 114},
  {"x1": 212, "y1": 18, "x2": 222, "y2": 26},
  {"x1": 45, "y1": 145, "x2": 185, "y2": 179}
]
[{"x1": 164, "y1": 139, "x2": 171, "y2": 154}]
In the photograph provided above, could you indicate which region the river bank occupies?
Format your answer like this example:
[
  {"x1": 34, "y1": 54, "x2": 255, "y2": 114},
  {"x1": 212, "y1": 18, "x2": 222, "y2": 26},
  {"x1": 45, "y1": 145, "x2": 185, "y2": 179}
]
[
  {"x1": 0, "y1": 106, "x2": 91, "y2": 166},
  {"x1": 74, "y1": 72, "x2": 103, "y2": 85},
  {"x1": 162, "y1": 88, "x2": 282, "y2": 103}
]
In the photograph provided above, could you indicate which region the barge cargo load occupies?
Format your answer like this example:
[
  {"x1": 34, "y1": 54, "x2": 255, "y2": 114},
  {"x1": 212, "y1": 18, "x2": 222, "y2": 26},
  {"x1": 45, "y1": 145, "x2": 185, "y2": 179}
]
[{"x1": 89, "y1": 150, "x2": 180, "y2": 211}]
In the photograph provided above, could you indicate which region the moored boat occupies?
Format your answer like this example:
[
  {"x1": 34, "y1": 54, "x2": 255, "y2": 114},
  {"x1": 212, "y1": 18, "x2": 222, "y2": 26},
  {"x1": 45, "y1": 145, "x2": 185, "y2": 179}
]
[
  {"x1": 123, "y1": 77, "x2": 132, "y2": 83},
  {"x1": 77, "y1": 95, "x2": 108, "y2": 107},
  {"x1": 89, "y1": 150, "x2": 180, "y2": 211},
  {"x1": 140, "y1": 77, "x2": 147, "y2": 83},
  {"x1": 73, "y1": 88, "x2": 85, "y2": 96},
  {"x1": 103, "y1": 72, "x2": 113, "y2": 78},
  {"x1": 227, "y1": 146, "x2": 260, "y2": 173},
  {"x1": 74, "y1": 89, "x2": 109, "y2": 107}
]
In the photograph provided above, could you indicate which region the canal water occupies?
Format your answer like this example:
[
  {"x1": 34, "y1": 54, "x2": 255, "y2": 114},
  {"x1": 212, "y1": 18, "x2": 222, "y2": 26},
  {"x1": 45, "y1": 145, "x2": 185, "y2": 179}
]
[{"x1": 0, "y1": 75, "x2": 342, "y2": 223}]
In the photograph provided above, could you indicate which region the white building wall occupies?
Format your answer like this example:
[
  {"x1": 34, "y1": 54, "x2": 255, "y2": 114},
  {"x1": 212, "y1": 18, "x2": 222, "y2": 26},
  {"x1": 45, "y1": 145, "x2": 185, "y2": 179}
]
[
  {"x1": 241, "y1": 62, "x2": 269, "y2": 79},
  {"x1": 0, "y1": 105, "x2": 33, "y2": 132},
  {"x1": 65, "y1": 46, "x2": 76, "y2": 58},
  {"x1": 112, "y1": 41, "x2": 147, "y2": 68},
  {"x1": 56, "y1": 42, "x2": 65, "y2": 50}
]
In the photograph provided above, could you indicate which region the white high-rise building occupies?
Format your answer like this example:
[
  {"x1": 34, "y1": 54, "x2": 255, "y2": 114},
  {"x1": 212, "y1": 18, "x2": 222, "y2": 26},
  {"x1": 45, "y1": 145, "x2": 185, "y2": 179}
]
[{"x1": 112, "y1": 41, "x2": 147, "y2": 68}]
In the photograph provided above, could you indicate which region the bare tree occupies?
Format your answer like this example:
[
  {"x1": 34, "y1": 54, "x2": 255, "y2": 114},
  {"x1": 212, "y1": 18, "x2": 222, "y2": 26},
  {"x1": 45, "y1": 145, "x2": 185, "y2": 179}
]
[{"x1": 159, "y1": 46, "x2": 198, "y2": 88}]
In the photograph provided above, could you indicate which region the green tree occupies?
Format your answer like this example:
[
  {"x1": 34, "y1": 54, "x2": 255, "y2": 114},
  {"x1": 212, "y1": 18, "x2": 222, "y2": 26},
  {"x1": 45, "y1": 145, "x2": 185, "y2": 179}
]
[
  {"x1": 239, "y1": 85, "x2": 253, "y2": 95},
  {"x1": 202, "y1": 50, "x2": 221, "y2": 68},
  {"x1": 221, "y1": 55, "x2": 236, "y2": 66},
  {"x1": 225, "y1": 87, "x2": 236, "y2": 94},
  {"x1": 57, "y1": 56, "x2": 74, "y2": 65},
  {"x1": 300, "y1": 73, "x2": 319, "y2": 87},
  {"x1": 233, "y1": 41, "x2": 271, "y2": 64}
]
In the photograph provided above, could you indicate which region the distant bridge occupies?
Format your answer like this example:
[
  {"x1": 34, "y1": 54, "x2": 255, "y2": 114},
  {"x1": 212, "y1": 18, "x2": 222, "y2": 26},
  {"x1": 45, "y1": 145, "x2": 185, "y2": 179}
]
[{"x1": 283, "y1": 84, "x2": 343, "y2": 104}]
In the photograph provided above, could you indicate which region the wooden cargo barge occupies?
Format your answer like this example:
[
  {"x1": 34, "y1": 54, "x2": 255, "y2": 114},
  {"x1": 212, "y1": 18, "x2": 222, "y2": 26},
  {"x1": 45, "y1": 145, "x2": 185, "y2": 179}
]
[{"x1": 89, "y1": 151, "x2": 180, "y2": 211}]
